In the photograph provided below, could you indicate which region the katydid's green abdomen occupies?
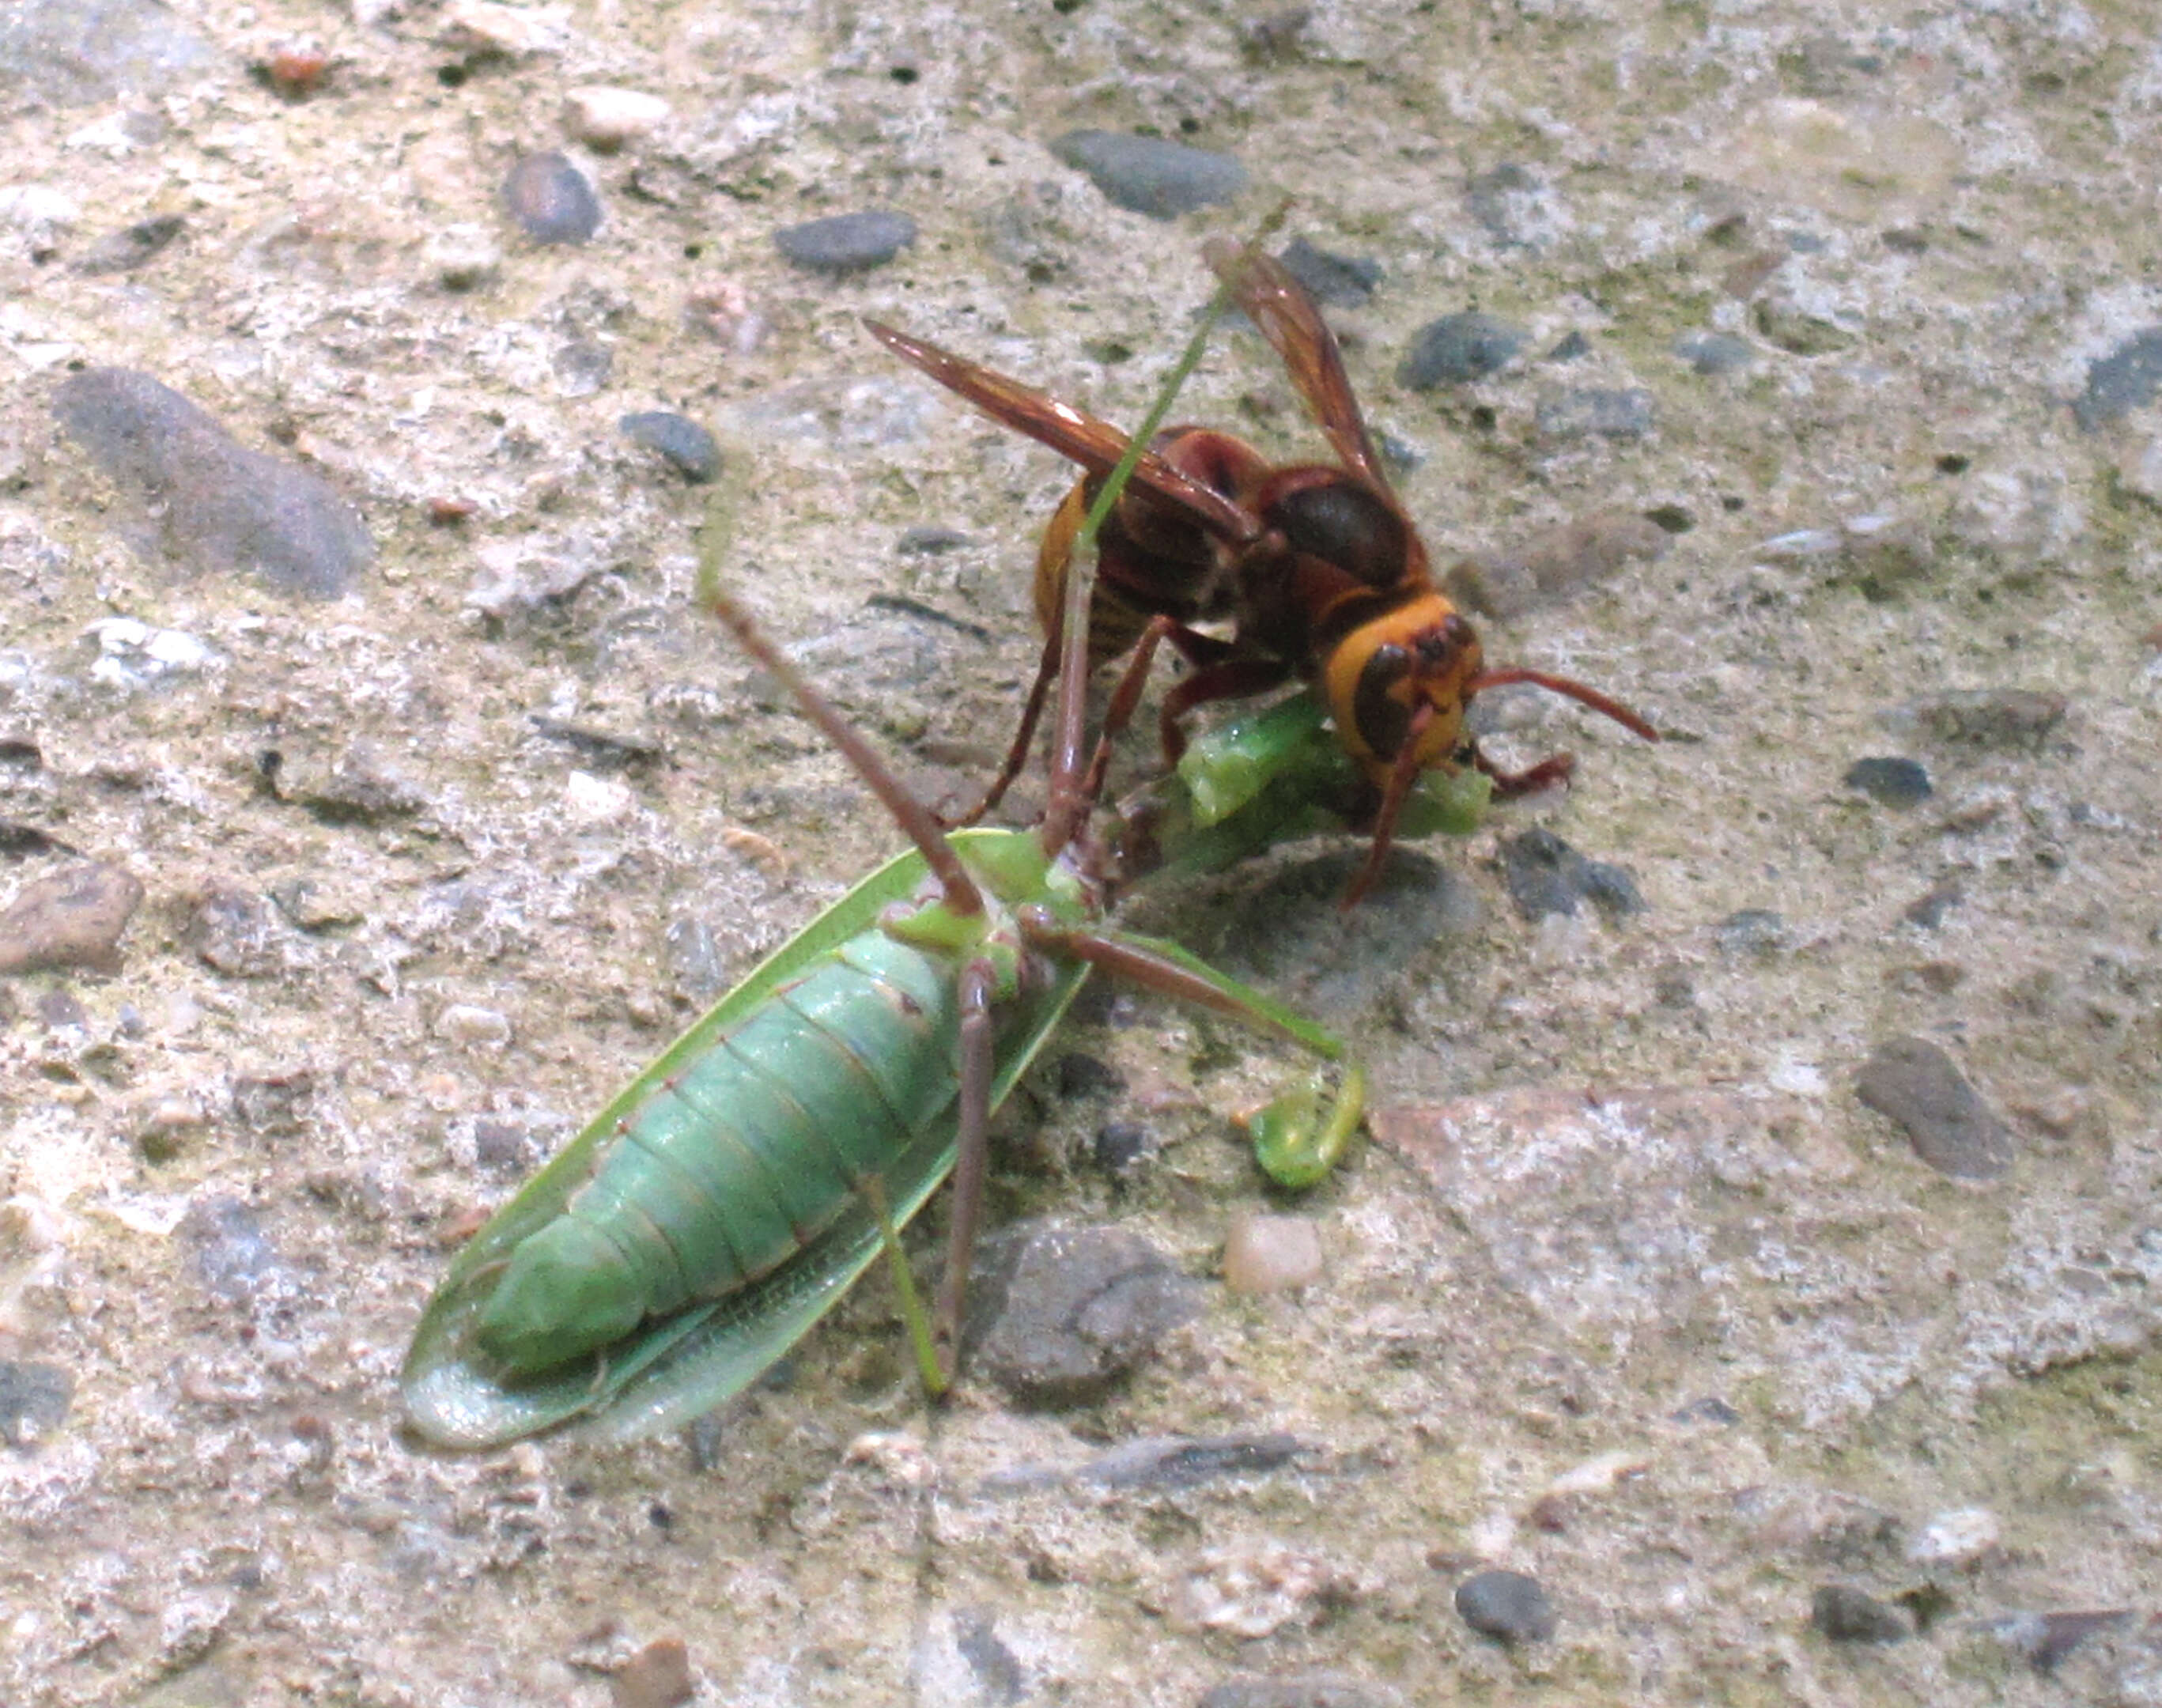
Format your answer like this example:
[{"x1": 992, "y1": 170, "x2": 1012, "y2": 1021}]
[{"x1": 478, "y1": 932, "x2": 960, "y2": 1376}]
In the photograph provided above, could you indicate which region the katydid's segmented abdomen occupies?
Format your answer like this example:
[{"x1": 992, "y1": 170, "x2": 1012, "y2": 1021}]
[{"x1": 476, "y1": 931, "x2": 962, "y2": 1377}]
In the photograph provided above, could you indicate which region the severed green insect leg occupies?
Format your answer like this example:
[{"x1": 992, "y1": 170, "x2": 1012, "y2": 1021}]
[{"x1": 1015, "y1": 912, "x2": 1366, "y2": 1189}]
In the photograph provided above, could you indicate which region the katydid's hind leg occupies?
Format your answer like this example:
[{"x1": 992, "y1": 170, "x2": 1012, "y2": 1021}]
[
  {"x1": 1016, "y1": 910, "x2": 1367, "y2": 1189},
  {"x1": 932, "y1": 956, "x2": 1000, "y2": 1388}
]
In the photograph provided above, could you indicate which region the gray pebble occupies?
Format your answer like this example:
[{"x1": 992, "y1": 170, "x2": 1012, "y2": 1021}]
[
  {"x1": 896, "y1": 525, "x2": 973, "y2": 555},
  {"x1": 1545, "y1": 329, "x2": 1591, "y2": 361},
  {"x1": 966, "y1": 1220, "x2": 1205, "y2": 1405},
  {"x1": 1059, "y1": 1052, "x2": 1125, "y2": 1098},
  {"x1": 1901, "y1": 876, "x2": 1963, "y2": 929},
  {"x1": 180, "y1": 1195, "x2": 282, "y2": 1302},
  {"x1": 75, "y1": 212, "x2": 184, "y2": 274},
  {"x1": 1454, "y1": 1570, "x2": 1556, "y2": 1644},
  {"x1": 527, "y1": 717, "x2": 663, "y2": 773},
  {"x1": 949, "y1": 1606, "x2": 1024, "y2": 1706},
  {"x1": 501, "y1": 151, "x2": 601, "y2": 245},
  {"x1": 1397, "y1": 312, "x2": 1525, "y2": 388},
  {"x1": 980, "y1": 1431, "x2": 1304, "y2": 1497},
  {"x1": 0, "y1": 1359, "x2": 73, "y2": 1445},
  {"x1": 1906, "y1": 688, "x2": 2065, "y2": 750},
  {"x1": 1536, "y1": 387, "x2": 1657, "y2": 442},
  {"x1": 1715, "y1": 908, "x2": 1786, "y2": 956},
  {"x1": 1753, "y1": 299, "x2": 1858, "y2": 354},
  {"x1": 1091, "y1": 1121, "x2": 1154, "y2": 1176},
  {"x1": 1083, "y1": 1433, "x2": 1302, "y2": 1490},
  {"x1": 774, "y1": 210, "x2": 916, "y2": 274},
  {"x1": 229, "y1": 1068, "x2": 317, "y2": 1138},
  {"x1": 1198, "y1": 1676, "x2": 1400, "y2": 1708},
  {"x1": 269, "y1": 739, "x2": 431, "y2": 822},
  {"x1": 36, "y1": 988, "x2": 85, "y2": 1030},
  {"x1": 1855, "y1": 1036, "x2": 2014, "y2": 1180},
  {"x1": 1049, "y1": 130, "x2": 1248, "y2": 220},
  {"x1": 469, "y1": 1115, "x2": 542, "y2": 1175},
  {"x1": 54, "y1": 368, "x2": 370, "y2": 598},
  {"x1": 620, "y1": 410, "x2": 722, "y2": 482},
  {"x1": 1811, "y1": 1584, "x2": 1909, "y2": 1643},
  {"x1": 662, "y1": 916, "x2": 726, "y2": 999},
  {"x1": 0, "y1": 0, "x2": 214, "y2": 107},
  {"x1": 551, "y1": 338, "x2": 612, "y2": 396},
  {"x1": 2074, "y1": 325, "x2": 2162, "y2": 429},
  {"x1": 1465, "y1": 161, "x2": 1548, "y2": 248},
  {"x1": 1497, "y1": 829, "x2": 1644, "y2": 922},
  {"x1": 1987, "y1": 1608, "x2": 2130, "y2": 1672},
  {"x1": 1276, "y1": 238, "x2": 1381, "y2": 308},
  {"x1": 1843, "y1": 756, "x2": 1931, "y2": 807},
  {"x1": 1674, "y1": 332, "x2": 1755, "y2": 376},
  {"x1": 0, "y1": 860, "x2": 143, "y2": 974},
  {"x1": 187, "y1": 885, "x2": 299, "y2": 979}
]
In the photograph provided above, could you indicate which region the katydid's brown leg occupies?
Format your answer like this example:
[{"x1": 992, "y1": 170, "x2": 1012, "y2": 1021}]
[
  {"x1": 1155, "y1": 656, "x2": 1296, "y2": 764},
  {"x1": 932, "y1": 955, "x2": 1000, "y2": 1385}
]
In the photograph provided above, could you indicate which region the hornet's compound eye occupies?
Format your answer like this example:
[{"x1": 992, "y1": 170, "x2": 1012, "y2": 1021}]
[
  {"x1": 1264, "y1": 478, "x2": 1408, "y2": 589},
  {"x1": 1351, "y1": 641, "x2": 1416, "y2": 758}
]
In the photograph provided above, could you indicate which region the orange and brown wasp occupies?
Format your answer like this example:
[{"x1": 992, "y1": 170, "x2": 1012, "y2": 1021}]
[{"x1": 866, "y1": 239, "x2": 1657, "y2": 904}]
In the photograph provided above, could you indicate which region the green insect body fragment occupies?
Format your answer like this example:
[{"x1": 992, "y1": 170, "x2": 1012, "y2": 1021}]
[
  {"x1": 475, "y1": 932, "x2": 957, "y2": 1374},
  {"x1": 403, "y1": 835, "x2": 1099, "y2": 1446},
  {"x1": 471, "y1": 877, "x2": 1069, "y2": 1381}
]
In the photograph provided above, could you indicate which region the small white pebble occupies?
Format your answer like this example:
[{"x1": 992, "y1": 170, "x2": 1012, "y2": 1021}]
[
  {"x1": 425, "y1": 224, "x2": 502, "y2": 291},
  {"x1": 1222, "y1": 1213, "x2": 1323, "y2": 1295},
  {"x1": 436, "y1": 1003, "x2": 512, "y2": 1048},
  {"x1": 443, "y1": 0, "x2": 565, "y2": 56},
  {"x1": 845, "y1": 1430, "x2": 935, "y2": 1488},
  {"x1": 1907, "y1": 1507, "x2": 1999, "y2": 1566},
  {"x1": 563, "y1": 85, "x2": 671, "y2": 149},
  {"x1": 565, "y1": 769, "x2": 633, "y2": 823},
  {"x1": 1545, "y1": 1449, "x2": 1651, "y2": 1497}
]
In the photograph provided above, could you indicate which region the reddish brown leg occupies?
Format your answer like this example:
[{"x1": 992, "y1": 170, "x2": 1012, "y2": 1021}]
[
  {"x1": 931, "y1": 955, "x2": 999, "y2": 1384},
  {"x1": 943, "y1": 633, "x2": 1063, "y2": 829},
  {"x1": 1156, "y1": 656, "x2": 1296, "y2": 764},
  {"x1": 1342, "y1": 703, "x2": 1434, "y2": 909},
  {"x1": 1471, "y1": 741, "x2": 1578, "y2": 799},
  {"x1": 1078, "y1": 614, "x2": 1223, "y2": 803}
]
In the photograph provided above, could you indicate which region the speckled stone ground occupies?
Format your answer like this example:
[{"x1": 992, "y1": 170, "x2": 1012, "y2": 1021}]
[{"x1": 2, "y1": 2, "x2": 2160, "y2": 1705}]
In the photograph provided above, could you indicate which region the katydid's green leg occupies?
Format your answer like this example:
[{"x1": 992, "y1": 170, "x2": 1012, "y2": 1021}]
[
  {"x1": 1015, "y1": 912, "x2": 1366, "y2": 1189},
  {"x1": 861, "y1": 1173, "x2": 947, "y2": 1400}
]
